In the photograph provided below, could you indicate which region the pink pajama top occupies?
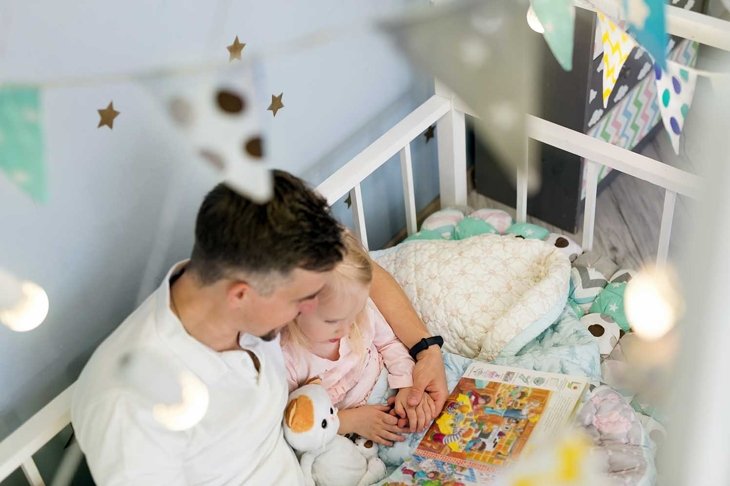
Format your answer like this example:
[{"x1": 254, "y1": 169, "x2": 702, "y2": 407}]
[{"x1": 281, "y1": 299, "x2": 415, "y2": 409}]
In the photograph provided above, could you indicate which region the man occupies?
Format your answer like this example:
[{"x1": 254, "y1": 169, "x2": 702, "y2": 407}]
[{"x1": 72, "y1": 170, "x2": 446, "y2": 484}]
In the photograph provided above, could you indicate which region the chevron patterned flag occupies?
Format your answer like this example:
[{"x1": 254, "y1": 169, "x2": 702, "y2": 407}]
[
  {"x1": 531, "y1": 0, "x2": 575, "y2": 71},
  {"x1": 624, "y1": 0, "x2": 667, "y2": 70},
  {"x1": 582, "y1": 39, "x2": 698, "y2": 198},
  {"x1": 654, "y1": 60, "x2": 698, "y2": 154},
  {"x1": 598, "y1": 12, "x2": 636, "y2": 108}
]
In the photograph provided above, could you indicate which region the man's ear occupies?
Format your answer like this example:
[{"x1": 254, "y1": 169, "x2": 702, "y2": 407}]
[{"x1": 227, "y1": 280, "x2": 251, "y2": 306}]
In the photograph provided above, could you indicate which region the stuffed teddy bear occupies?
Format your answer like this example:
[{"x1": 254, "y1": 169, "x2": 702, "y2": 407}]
[{"x1": 283, "y1": 383, "x2": 387, "y2": 486}]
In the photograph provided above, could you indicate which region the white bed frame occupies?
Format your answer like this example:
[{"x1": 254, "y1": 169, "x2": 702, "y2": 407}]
[{"x1": 1, "y1": 4, "x2": 728, "y2": 485}]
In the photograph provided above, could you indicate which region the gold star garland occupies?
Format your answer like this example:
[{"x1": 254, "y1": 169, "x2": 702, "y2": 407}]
[
  {"x1": 97, "y1": 101, "x2": 120, "y2": 129},
  {"x1": 267, "y1": 93, "x2": 284, "y2": 117},
  {"x1": 227, "y1": 36, "x2": 246, "y2": 62}
]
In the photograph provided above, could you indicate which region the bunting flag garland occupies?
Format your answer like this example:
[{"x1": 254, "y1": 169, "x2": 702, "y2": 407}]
[
  {"x1": 380, "y1": 0, "x2": 540, "y2": 187},
  {"x1": 624, "y1": 0, "x2": 667, "y2": 70},
  {"x1": 531, "y1": 0, "x2": 575, "y2": 71},
  {"x1": 0, "y1": 87, "x2": 46, "y2": 203},
  {"x1": 654, "y1": 60, "x2": 698, "y2": 154},
  {"x1": 598, "y1": 12, "x2": 637, "y2": 108},
  {"x1": 144, "y1": 63, "x2": 272, "y2": 202}
]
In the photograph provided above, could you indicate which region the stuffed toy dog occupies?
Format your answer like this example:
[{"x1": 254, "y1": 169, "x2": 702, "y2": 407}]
[{"x1": 283, "y1": 383, "x2": 387, "y2": 486}]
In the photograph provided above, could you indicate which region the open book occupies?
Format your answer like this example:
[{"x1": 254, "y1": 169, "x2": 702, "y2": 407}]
[{"x1": 384, "y1": 362, "x2": 589, "y2": 485}]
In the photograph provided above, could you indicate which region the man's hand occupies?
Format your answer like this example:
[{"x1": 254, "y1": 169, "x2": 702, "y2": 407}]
[
  {"x1": 337, "y1": 405, "x2": 408, "y2": 446},
  {"x1": 392, "y1": 387, "x2": 436, "y2": 433},
  {"x1": 407, "y1": 346, "x2": 448, "y2": 414}
]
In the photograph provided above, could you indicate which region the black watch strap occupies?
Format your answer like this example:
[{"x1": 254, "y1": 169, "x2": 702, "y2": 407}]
[{"x1": 409, "y1": 335, "x2": 444, "y2": 360}]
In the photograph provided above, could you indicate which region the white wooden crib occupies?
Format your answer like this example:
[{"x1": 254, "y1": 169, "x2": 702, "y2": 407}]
[{"x1": 1, "y1": 4, "x2": 728, "y2": 485}]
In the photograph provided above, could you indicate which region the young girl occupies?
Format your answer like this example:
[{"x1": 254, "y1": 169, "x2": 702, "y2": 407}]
[{"x1": 281, "y1": 231, "x2": 435, "y2": 448}]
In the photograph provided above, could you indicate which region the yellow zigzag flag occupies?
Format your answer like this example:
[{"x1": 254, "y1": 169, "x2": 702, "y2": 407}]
[{"x1": 598, "y1": 12, "x2": 636, "y2": 108}]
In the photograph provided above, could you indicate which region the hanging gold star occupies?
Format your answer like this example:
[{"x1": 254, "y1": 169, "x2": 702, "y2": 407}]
[
  {"x1": 97, "y1": 101, "x2": 120, "y2": 129},
  {"x1": 424, "y1": 125, "x2": 435, "y2": 143},
  {"x1": 268, "y1": 92, "x2": 284, "y2": 117},
  {"x1": 345, "y1": 194, "x2": 352, "y2": 208},
  {"x1": 227, "y1": 36, "x2": 246, "y2": 62}
]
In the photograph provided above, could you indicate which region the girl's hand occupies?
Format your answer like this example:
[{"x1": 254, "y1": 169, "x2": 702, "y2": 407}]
[
  {"x1": 393, "y1": 388, "x2": 436, "y2": 433},
  {"x1": 337, "y1": 405, "x2": 408, "y2": 446}
]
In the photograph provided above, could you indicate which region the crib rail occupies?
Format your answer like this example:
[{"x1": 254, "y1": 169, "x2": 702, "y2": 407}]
[
  {"x1": 522, "y1": 115, "x2": 702, "y2": 263},
  {"x1": 0, "y1": 385, "x2": 74, "y2": 485},
  {"x1": 317, "y1": 95, "x2": 462, "y2": 247}
]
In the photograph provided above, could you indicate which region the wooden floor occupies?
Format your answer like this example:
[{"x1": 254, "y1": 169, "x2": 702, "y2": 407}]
[{"x1": 468, "y1": 132, "x2": 696, "y2": 270}]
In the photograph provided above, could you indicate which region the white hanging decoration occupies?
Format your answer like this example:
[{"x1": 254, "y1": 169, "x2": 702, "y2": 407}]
[
  {"x1": 379, "y1": 0, "x2": 541, "y2": 190},
  {"x1": 117, "y1": 349, "x2": 210, "y2": 431},
  {"x1": 144, "y1": 62, "x2": 272, "y2": 203},
  {"x1": 0, "y1": 268, "x2": 49, "y2": 332},
  {"x1": 625, "y1": 264, "x2": 683, "y2": 341}
]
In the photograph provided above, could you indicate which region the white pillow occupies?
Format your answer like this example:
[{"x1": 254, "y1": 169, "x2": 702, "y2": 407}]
[{"x1": 371, "y1": 234, "x2": 570, "y2": 360}]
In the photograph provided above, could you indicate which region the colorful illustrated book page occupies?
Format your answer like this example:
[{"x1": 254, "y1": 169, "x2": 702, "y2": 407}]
[{"x1": 406, "y1": 362, "x2": 588, "y2": 481}]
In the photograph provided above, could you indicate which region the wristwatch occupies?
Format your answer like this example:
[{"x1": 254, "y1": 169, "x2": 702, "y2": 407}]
[{"x1": 409, "y1": 335, "x2": 444, "y2": 360}]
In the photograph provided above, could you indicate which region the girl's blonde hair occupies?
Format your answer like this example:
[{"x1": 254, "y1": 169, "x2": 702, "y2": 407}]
[{"x1": 285, "y1": 230, "x2": 372, "y2": 357}]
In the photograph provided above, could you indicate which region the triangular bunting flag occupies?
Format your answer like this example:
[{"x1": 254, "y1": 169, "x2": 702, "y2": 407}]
[
  {"x1": 531, "y1": 0, "x2": 575, "y2": 71},
  {"x1": 624, "y1": 0, "x2": 667, "y2": 70},
  {"x1": 0, "y1": 87, "x2": 47, "y2": 203},
  {"x1": 379, "y1": 0, "x2": 540, "y2": 186},
  {"x1": 598, "y1": 12, "x2": 636, "y2": 108},
  {"x1": 654, "y1": 61, "x2": 698, "y2": 154},
  {"x1": 144, "y1": 62, "x2": 272, "y2": 203}
]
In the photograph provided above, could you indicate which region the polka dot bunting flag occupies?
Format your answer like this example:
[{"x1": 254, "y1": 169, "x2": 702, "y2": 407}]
[
  {"x1": 145, "y1": 63, "x2": 272, "y2": 202},
  {"x1": 654, "y1": 61, "x2": 697, "y2": 154}
]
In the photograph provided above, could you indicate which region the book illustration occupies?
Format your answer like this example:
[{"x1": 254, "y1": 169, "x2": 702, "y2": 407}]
[
  {"x1": 416, "y1": 379, "x2": 551, "y2": 469},
  {"x1": 568, "y1": 381, "x2": 583, "y2": 391},
  {"x1": 383, "y1": 456, "x2": 489, "y2": 486}
]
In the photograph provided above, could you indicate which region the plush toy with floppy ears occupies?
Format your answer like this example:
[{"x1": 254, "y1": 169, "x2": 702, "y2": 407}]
[{"x1": 283, "y1": 383, "x2": 387, "y2": 486}]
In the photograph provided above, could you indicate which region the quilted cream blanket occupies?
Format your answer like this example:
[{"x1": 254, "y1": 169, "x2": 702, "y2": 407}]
[{"x1": 371, "y1": 234, "x2": 570, "y2": 360}]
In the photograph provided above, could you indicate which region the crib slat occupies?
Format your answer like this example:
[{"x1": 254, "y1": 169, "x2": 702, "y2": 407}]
[
  {"x1": 350, "y1": 184, "x2": 368, "y2": 250},
  {"x1": 516, "y1": 146, "x2": 528, "y2": 223},
  {"x1": 657, "y1": 189, "x2": 677, "y2": 265},
  {"x1": 436, "y1": 108, "x2": 467, "y2": 208},
  {"x1": 582, "y1": 161, "x2": 600, "y2": 251},
  {"x1": 516, "y1": 172, "x2": 528, "y2": 223},
  {"x1": 400, "y1": 144, "x2": 418, "y2": 236},
  {"x1": 21, "y1": 459, "x2": 45, "y2": 486}
]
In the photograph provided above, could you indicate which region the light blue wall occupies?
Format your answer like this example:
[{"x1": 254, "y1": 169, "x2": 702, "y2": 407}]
[{"x1": 0, "y1": 3, "x2": 438, "y2": 476}]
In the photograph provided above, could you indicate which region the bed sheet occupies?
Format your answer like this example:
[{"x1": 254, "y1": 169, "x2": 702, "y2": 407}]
[{"x1": 493, "y1": 303, "x2": 603, "y2": 384}]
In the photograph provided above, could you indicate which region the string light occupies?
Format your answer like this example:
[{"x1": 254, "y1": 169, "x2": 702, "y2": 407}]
[
  {"x1": 0, "y1": 269, "x2": 49, "y2": 332},
  {"x1": 153, "y1": 370, "x2": 210, "y2": 431},
  {"x1": 625, "y1": 264, "x2": 683, "y2": 341},
  {"x1": 117, "y1": 349, "x2": 210, "y2": 431},
  {"x1": 526, "y1": 5, "x2": 545, "y2": 34}
]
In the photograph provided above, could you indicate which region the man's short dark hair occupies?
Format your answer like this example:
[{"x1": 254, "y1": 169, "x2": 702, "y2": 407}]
[{"x1": 188, "y1": 170, "x2": 344, "y2": 285}]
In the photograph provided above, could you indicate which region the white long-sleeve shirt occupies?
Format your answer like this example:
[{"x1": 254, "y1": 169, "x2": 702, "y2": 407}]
[{"x1": 71, "y1": 261, "x2": 303, "y2": 485}]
